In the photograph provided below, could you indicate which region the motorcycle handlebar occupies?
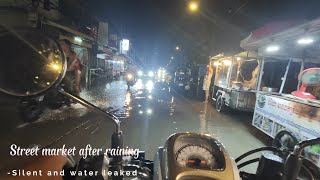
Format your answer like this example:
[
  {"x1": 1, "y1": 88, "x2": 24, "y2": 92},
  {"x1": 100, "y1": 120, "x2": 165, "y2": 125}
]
[{"x1": 282, "y1": 137, "x2": 320, "y2": 180}]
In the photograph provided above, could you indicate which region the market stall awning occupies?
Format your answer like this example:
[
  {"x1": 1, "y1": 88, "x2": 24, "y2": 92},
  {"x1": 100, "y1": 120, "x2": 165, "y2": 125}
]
[
  {"x1": 210, "y1": 51, "x2": 259, "y2": 62},
  {"x1": 241, "y1": 20, "x2": 304, "y2": 49},
  {"x1": 240, "y1": 20, "x2": 304, "y2": 50},
  {"x1": 240, "y1": 18, "x2": 320, "y2": 61},
  {"x1": 210, "y1": 53, "x2": 225, "y2": 60}
]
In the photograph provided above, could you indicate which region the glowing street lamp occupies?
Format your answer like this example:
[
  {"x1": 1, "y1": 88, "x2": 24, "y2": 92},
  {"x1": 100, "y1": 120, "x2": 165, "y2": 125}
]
[
  {"x1": 188, "y1": 1, "x2": 199, "y2": 12},
  {"x1": 176, "y1": 46, "x2": 180, "y2": 50}
]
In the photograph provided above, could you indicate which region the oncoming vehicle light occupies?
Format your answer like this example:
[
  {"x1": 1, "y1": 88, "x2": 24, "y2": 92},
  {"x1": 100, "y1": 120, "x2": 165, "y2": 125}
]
[
  {"x1": 146, "y1": 80, "x2": 154, "y2": 90},
  {"x1": 127, "y1": 73, "x2": 133, "y2": 80},
  {"x1": 148, "y1": 71, "x2": 154, "y2": 77},
  {"x1": 146, "y1": 109, "x2": 152, "y2": 114}
]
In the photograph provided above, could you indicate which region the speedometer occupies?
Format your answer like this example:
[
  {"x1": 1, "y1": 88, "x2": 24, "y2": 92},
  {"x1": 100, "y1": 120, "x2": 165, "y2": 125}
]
[{"x1": 176, "y1": 145, "x2": 217, "y2": 169}]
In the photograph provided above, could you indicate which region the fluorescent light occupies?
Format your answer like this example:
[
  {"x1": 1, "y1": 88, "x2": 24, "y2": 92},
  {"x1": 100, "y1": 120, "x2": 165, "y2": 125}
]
[
  {"x1": 266, "y1": 45, "x2": 280, "y2": 52},
  {"x1": 74, "y1": 37, "x2": 82, "y2": 43},
  {"x1": 297, "y1": 38, "x2": 314, "y2": 45}
]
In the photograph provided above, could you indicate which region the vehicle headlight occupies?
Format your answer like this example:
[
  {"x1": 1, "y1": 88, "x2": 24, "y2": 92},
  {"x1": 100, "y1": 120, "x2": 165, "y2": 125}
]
[
  {"x1": 127, "y1": 74, "x2": 133, "y2": 79},
  {"x1": 146, "y1": 109, "x2": 152, "y2": 114},
  {"x1": 146, "y1": 80, "x2": 154, "y2": 90},
  {"x1": 138, "y1": 71, "x2": 143, "y2": 76},
  {"x1": 148, "y1": 71, "x2": 154, "y2": 77}
]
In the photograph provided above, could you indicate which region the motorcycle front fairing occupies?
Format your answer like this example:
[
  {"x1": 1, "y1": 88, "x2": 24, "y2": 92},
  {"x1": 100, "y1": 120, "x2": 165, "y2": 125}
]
[{"x1": 153, "y1": 133, "x2": 240, "y2": 180}]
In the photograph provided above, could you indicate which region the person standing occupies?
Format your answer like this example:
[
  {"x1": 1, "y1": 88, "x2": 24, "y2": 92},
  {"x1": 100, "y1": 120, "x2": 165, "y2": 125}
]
[
  {"x1": 203, "y1": 65, "x2": 213, "y2": 102},
  {"x1": 59, "y1": 39, "x2": 82, "y2": 96}
]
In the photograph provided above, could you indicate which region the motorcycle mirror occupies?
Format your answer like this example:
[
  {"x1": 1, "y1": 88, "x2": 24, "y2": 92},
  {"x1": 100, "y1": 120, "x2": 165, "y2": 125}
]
[
  {"x1": 300, "y1": 68, "x2": 320, "y2": 86},
  {"x1": 0, "y1": 25, "x2": 66, "y2": 97}
]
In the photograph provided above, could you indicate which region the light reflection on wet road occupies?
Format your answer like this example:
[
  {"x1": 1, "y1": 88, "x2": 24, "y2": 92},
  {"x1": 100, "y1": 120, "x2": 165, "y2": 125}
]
[
  {"x1": 80, "y1": 79, "x2": 267, "y2": 162},
  {"x1": 0, "y1": 79, "x2": 269, "y2": 173}
]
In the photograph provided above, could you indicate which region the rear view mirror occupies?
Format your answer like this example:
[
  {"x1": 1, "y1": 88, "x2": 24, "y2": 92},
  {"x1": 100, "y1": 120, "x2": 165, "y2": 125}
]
[{"x1": 0, "y1": 26, "x2": 66, "y2": 97}]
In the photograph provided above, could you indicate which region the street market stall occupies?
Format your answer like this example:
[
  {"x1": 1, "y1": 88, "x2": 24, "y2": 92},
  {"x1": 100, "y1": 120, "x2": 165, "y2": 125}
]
[
  {"x1": 241, "y1": 18, "x2": 320, "y2": 166},
  {"x1": 210, "y1": 51, "x2": 261, "y2": 112}
]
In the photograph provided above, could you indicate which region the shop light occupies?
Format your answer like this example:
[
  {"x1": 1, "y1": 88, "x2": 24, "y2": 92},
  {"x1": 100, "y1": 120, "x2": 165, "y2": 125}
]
[
  {"x1": 266, "y1": 45, "x2": 280, "y2": 52},
  {"x1": 297, "y1": 38, "x2": 314, "y2": 45},
  {"x1": 213, "y1": 61, "x2": 220, "y2": 66},
  {"x1": 222, "y1": 60, "x2": 232, "y2": 66},
  {"x1": 74, "y1": 37, "x2": 82, "y2": 43}
]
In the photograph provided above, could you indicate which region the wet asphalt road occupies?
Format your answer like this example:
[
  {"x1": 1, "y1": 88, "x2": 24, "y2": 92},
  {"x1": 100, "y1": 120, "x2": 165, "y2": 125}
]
[{"x1": 0, "y1": 79, "x2": 270, "y2": 173}]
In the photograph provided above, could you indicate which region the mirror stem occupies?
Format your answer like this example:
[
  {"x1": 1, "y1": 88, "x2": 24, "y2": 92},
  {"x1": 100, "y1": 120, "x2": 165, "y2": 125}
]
[{"x1": 57, "y1": 88, "x2": 121, "y2": 134}]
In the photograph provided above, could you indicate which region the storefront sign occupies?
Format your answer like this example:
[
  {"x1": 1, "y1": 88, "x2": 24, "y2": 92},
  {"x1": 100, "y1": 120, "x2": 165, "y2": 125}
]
[{"x1": 120, "y1": 39, "x2": 129, "y2": 53}]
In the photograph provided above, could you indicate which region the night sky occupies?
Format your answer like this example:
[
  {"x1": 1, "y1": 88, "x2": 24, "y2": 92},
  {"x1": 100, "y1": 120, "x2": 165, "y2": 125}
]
[{"x1": 87, "y1": 0, "x2": 320, "y2": 69}]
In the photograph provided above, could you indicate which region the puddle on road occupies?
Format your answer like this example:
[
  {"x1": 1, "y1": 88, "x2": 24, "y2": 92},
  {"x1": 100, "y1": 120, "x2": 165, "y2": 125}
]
[{"x1": 17, "y1": 104, "x2": 90, "y2": 127}]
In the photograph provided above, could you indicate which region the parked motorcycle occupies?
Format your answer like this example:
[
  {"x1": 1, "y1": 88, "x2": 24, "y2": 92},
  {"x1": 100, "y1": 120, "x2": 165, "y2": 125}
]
[{"x1": 1, "y1": 26, "x2": 320, "y2": 180}]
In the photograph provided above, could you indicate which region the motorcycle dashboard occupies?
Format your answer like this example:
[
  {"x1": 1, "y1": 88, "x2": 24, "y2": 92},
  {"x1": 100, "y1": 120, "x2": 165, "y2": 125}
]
[{"x1": 173, "y1": 134, "x2": 226, "y2": 171}]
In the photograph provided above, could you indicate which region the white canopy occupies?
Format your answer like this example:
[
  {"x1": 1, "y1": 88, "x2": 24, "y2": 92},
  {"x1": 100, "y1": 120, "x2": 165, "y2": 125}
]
[{"x1": 241, "y1": 18, "x2": 320, "y2": 62}]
